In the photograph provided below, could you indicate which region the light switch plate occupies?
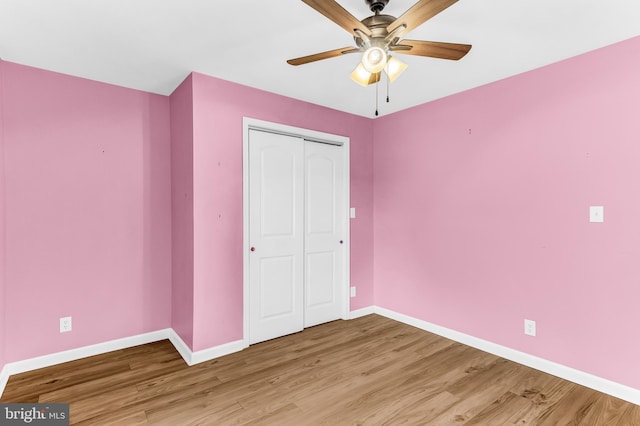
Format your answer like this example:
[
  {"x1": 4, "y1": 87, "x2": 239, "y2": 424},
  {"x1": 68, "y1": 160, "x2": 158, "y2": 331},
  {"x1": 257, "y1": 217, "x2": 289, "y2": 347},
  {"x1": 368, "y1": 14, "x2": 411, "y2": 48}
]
[
  {"x1": 350, "y1": 208, "x2": 356, "y2": 219},
  {"x1": 589, "y1": 206, "x2": 604, "y2": 223}
]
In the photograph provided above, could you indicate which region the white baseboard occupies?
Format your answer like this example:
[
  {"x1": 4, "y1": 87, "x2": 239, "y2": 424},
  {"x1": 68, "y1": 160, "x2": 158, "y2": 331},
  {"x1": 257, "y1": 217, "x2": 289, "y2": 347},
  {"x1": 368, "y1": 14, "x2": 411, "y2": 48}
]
[
  {"x1": 167, "y1": 330, "x2": 247, "y2": 366},
  {"x1": 0, "y1": 328, "x2": 248, "y2": 398},
  {"x1": 349, "y1": 306, "x2": 376, "y2": 319},
  {"x1": 0, "y1": 365, "x2": 9, "y2": 399},
  {"x1": 167, "y1": 329, "x2": 193, "y2": 365},
  {"x1": 371, "y1": 306, "x2": 640, "y2": 406},
  {"x1": 191, "y1": 340, "x2": 247, "y2": 365}
]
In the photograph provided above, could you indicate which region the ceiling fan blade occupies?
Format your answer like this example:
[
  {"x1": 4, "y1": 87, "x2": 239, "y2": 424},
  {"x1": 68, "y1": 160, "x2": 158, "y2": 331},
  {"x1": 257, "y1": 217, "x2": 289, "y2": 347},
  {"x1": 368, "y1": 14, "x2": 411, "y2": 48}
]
[
  {"x1": 287, "y1": 47, "x2": 359, "y2": 66},
  {"x1": 387, "y1": 0, "x2": 459, "y2": 36},
  {"x1": 302, "y1": 0, "x2": 372, "y2": 36},
  {"x1": 392, "y1": 40, "x2": 471, "y2": 60}
]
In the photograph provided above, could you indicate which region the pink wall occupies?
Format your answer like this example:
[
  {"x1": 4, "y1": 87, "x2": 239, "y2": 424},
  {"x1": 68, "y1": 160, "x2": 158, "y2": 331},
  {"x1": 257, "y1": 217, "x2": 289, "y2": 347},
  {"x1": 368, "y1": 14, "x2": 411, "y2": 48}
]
[
  {"x1": 185, "y1": 72, "x2": 374, "y2": 351},
  {"x1": 0, "y1": 60, "x2": 6, "y2": 370},
  {"x1": 0, "y1": 59, "x2": 374, "y2": 363},
  {"x1": 169, "y1": 75, "x2": 195, "y2": 349},
  {"x1": 373, "y1": 36, "x2": 640, "y2": 389},
  {"x1": 1, "y1": 61, "x2": 172, "y2": 362}
]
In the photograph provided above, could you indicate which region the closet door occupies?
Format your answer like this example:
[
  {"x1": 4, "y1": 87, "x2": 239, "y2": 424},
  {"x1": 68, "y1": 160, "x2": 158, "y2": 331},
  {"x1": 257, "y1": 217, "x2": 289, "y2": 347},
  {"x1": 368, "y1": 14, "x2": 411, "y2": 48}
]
[
  {"x1": 304, "y1": 141, "x2": 345, "y2": 327},
  {"x1": 248, "y1": 130, "x2": 304, "y2": 344}
]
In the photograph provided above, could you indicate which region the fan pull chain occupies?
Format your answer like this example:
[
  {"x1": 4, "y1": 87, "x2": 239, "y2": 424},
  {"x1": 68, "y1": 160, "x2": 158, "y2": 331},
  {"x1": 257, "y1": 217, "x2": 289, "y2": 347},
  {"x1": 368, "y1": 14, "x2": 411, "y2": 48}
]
[
  {"x1": 386, "y1": 72, "x2": 390, "y2": 103},
  {"x1": 375, "y1": 74, "x2": 379, "y2": 116}
]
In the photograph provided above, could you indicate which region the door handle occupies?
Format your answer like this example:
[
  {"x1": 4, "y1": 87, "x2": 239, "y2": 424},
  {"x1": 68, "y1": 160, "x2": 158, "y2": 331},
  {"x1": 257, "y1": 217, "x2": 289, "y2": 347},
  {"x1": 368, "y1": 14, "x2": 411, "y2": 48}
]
[{"x1": 250, "y1": 247, "x2": 256, "y2": 252}]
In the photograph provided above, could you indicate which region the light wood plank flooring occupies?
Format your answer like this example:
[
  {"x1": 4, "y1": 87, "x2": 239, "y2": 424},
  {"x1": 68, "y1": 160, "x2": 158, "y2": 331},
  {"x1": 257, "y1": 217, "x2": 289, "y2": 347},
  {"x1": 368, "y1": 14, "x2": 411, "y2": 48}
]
[{"x1": 2, "y1": 314, "x2": 639, "y2": 425}]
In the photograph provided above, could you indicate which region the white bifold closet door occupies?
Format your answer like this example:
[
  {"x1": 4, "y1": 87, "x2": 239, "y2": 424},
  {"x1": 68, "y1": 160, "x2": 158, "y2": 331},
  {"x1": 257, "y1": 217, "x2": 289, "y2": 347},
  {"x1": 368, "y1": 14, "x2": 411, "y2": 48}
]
[{"x1": 248, "y1": 129, "x2": 345, "y2": 345}]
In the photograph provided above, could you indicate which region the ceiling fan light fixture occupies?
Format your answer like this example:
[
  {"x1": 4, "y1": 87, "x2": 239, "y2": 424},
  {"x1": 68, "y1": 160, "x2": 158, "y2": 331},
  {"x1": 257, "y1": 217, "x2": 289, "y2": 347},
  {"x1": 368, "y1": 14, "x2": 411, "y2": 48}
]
[
  {"x1": 361, "y1": 46, "x2": 387, "y2": 73},
  {"x1": 384, "y1": 56, "x2": 408, "y2": 83},
  {"x1": 350, "y1": 63, "x2": 375, "y2": 86}
]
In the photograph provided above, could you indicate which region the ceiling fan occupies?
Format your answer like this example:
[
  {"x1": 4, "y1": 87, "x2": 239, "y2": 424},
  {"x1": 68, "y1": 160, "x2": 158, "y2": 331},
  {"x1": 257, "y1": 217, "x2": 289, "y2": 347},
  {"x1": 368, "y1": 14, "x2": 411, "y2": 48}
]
[{"x1": 287, "y1": 0, "x2": 472, "y2": 87}]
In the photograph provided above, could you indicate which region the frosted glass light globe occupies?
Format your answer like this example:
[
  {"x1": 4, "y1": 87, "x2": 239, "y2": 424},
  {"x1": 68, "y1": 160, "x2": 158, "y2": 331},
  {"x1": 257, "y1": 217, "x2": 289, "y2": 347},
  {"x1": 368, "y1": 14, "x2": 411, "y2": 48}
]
[{"x1": 362, "y1": 47, "x2": 387, "y2": 73}]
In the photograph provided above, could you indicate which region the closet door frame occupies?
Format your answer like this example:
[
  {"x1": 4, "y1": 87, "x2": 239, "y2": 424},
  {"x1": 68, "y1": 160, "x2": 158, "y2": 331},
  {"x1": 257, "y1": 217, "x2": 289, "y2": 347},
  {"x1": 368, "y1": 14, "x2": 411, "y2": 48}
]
[{"x1": 242, "y1": 117, "x2": 351, "y2": 346}]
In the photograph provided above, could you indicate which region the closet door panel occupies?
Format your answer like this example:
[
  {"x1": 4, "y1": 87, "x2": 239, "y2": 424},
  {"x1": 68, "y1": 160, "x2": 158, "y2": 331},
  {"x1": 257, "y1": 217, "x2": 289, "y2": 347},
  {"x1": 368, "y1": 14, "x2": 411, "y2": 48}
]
[
  {"x1": 304, "y1": 141, "x2": 345, "y2": 327},
  {"x1": 248, "y1": 130, "x2": 304, "y2": 344}
]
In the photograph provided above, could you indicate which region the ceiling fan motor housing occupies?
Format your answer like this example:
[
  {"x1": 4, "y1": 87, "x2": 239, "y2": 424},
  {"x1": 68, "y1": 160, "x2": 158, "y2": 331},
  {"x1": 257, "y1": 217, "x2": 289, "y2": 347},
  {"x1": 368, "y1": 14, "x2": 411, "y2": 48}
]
[{"x1": 355, "y1": 14, "x2": 396, "y2": 49}]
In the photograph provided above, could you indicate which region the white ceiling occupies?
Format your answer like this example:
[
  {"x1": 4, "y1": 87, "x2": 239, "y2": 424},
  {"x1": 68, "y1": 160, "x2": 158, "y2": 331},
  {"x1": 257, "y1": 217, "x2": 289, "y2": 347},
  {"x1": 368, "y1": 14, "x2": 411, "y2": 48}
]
[{"x1": 1, "y1": 0, "x2": 639, "y2": 118}]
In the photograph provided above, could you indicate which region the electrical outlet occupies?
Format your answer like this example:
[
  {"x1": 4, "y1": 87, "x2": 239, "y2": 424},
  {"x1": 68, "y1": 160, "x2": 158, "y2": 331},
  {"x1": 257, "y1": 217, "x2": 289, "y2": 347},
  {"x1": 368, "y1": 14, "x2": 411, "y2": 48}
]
[
  {"x1": 350, "y1": 286, "x2": 356, "y2": 298},
  {"x1": 524, "y1": 319, "x2": 536, "y2": 337},
  {"x1": 60, "y1": 316, "x2": 72, "y2": 333},
  {"x1": 590, "y1": 206, "x2": 604, "y2": 223}
]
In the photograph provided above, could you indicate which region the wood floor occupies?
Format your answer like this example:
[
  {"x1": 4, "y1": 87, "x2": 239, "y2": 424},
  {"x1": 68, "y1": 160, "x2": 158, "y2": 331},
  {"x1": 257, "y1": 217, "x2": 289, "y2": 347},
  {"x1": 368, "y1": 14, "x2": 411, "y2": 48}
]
[{"x1": 2, "y1": 314, "x2": 639, "y2": 425}]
